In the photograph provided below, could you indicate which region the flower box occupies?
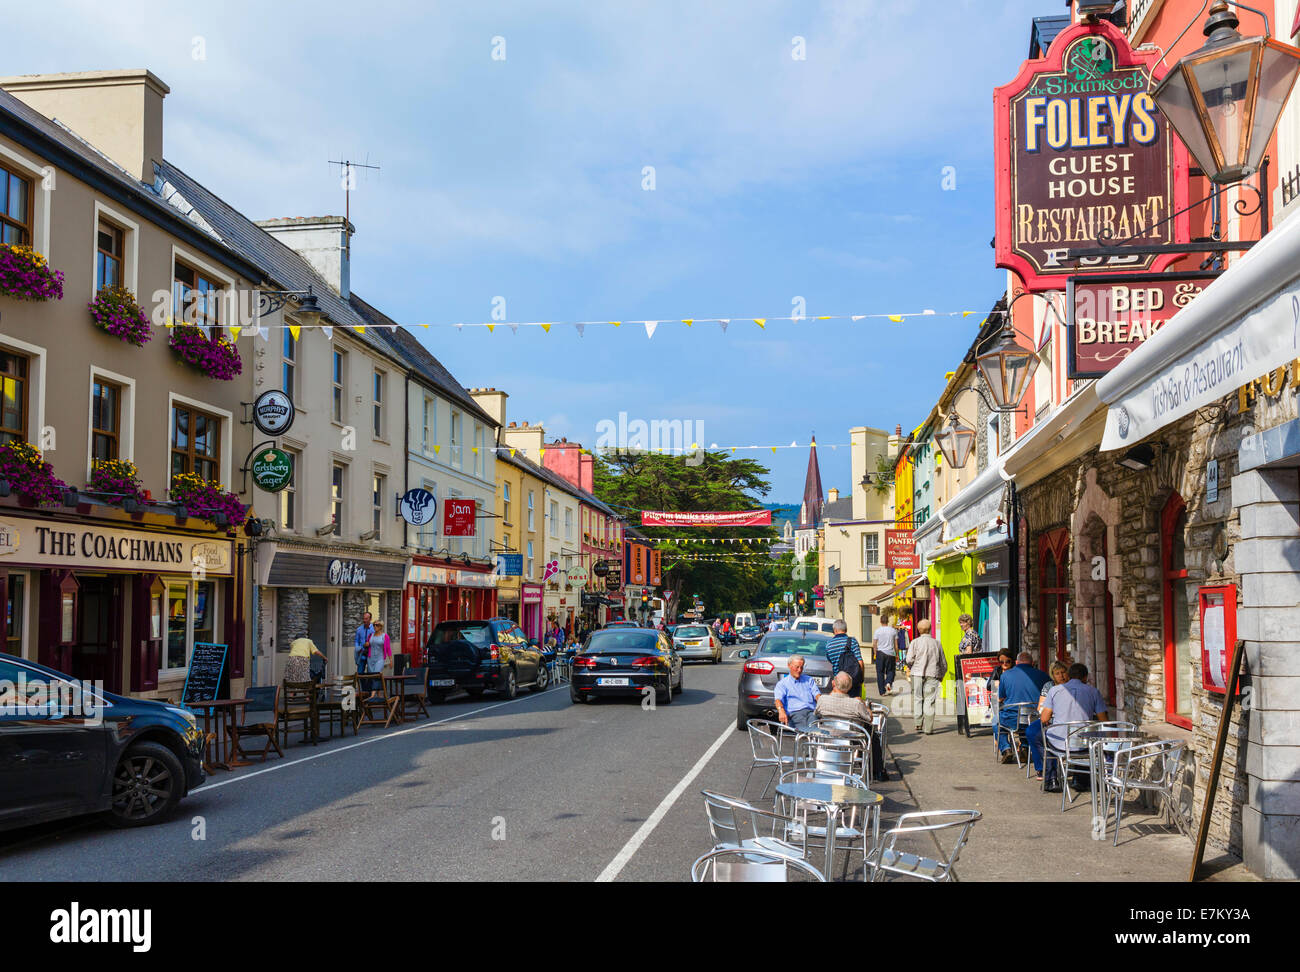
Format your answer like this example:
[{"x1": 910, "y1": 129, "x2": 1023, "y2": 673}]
[
  {"x1": 0, "y1": 244, "x2": 64, "y2": 301},
  {"x1": 89, "y1": 287, "x2": 152, "y2": 346},
  {"x1": 87, "y1": 459, "x2": 148, "y2": 506},
  {"x1": 169, "y1": 473, "x2": 248, "y2": 527},
  {"x1": 0, "y1": 440, "x2": 69, "y2": 506},
  {"x1": 168, "y1": 324, "x2": 242, "y2": 380}
]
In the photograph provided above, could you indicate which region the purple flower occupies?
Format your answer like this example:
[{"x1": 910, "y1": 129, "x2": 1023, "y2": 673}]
[
  {"x1": 0, "y1": 245, "x2": 64, "y2": 301},
  {"x1": 168, "y1": 325, "x2": 242, "y2": 381},
  {"x1": 89, "y1": 287, "x2": 152, "y2": 347},
  {"x1": 0, "y1": 441, "x2": 69, "y2": 506}
]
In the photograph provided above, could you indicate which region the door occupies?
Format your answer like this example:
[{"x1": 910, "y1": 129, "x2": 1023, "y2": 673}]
[
  {"x1": 72, "y1": 576, "x2": 122, "y2": 695},
  {"x1": 307, "y1": 594, "x2": 335, "y2": 671}
]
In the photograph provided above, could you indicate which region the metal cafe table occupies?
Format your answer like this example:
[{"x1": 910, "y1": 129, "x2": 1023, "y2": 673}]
[
  {"x1": 1080, "y1": 729, "x2": 1150, "y2": 826},
  {"x1": 775, "y1": 780, "x2": 883, "y2": 879}
]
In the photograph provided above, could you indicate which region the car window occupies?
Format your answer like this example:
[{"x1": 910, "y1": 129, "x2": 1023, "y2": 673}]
[
  {"x1": 584, "y1": 631, "x2": 662, "y2": 654},
  {"x1": 676, "y1": 626, "x2": 708, "y2": 637},
  {"x1": 821, "y1": 623, "x2": 836, "y2": 633},
  {"x1": 435, "y1": 623, "x2": 492, "y2": 645},
  {"x1": 762, "y1": 636, "x2": 829, "y2": 657},
  {"x1": 795, "y1": 621, "x2": 818, "y2": 631}
]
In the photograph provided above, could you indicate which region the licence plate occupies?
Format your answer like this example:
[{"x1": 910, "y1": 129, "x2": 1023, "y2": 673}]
[
  {"x1": 431, "y1": 679, "x2": 455, "y2": 687},
  {"x1": 685, "y1": 641, "x2": 701, "y2": 646},
  {"x1": 816, "y1": 678, "x2": 829, "y2": 688},
  {"x1": 597, "y1": 677, "x2": 630, "y2": 686}
]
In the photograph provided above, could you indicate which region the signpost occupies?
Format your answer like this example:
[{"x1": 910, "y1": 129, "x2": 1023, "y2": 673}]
[
  {"x1": 885, "y1": 530, "x2": 918, "y2": 570},
  {"x1": 442, "y1": 498, "x2": 476, "y2": 537},
  {"x1": 399, "y1": 488, "x2": 437, "y2": 526},
  {"x1": 251, "y1": 448, "x2": 293, "y2": 493},
  {"x1": 251, "y1": 389, "x2": 296, "y2": 436}
]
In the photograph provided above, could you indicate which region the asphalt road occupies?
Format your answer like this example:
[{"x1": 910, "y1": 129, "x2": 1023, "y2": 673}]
[{"x1": 2, "y1": 650, "x2": 915, "y2": 881}]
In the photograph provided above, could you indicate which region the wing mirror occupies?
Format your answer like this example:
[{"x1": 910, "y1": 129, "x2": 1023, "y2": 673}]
[{"x1": 738, "y1": 649, "x2": 751, "y2": 659}]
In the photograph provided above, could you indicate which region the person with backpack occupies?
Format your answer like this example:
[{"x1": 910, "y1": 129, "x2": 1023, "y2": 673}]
[{"x1": 825, "y1": 619, "x2": 865, "y2": 699}]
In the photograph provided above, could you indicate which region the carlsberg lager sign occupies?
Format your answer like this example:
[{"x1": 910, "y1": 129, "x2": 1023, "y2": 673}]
[{"x1": 252, "y1": 448, "x2": 293, "y2": 493}]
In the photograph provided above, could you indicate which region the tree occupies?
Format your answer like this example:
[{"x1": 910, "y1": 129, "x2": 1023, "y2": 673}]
[{"x1": 593, "y1": 451, "x2": 787, "y2": 619}]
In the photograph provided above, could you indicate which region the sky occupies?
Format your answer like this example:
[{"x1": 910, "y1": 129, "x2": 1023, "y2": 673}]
[{"x1": 12, "y1": 0, "x2": 1056, "y2": 501}]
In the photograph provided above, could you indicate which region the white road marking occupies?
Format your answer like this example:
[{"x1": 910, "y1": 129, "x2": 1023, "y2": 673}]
[
  {"x1": 190, "y1": 687, "x2": 562, "y2": 793},
  {"x1": 595, "y1": 720, "x2": 735, "y2": 882}
]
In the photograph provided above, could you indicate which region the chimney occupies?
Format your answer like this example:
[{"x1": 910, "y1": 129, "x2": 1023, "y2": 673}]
[
  {"x1": 469, "y1": 387, "x2": 508, "y2": 428},
  {"x1": 828, "y1": 487, "x2": 839, "y2": 503},
  {"x1": 580, "y1": 453, "x2": 594, "y2": 493},
  {"x1": 502, "y1": 421, "x2": 544, "y2": 458},
  {"x1": 0, "y1": 70, "x2": 169, "y2": 183},
  {"x1": 256, "y1": 216, "x2": 354, "y2": 298}
]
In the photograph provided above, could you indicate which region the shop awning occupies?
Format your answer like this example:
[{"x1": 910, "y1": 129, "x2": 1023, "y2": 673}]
[
  {"x1": 870, "y1": 572, "x2": 926, "y2": 604},
  {"x1": 913, "y1": 514, "x2": 944, "y2": 566},
  {"x1": 938, "y1": 458, "x2": 1009, "y2": 541},
  {"x1": 1097, "y1": 205, "x2": 1300, "y2": 451}
]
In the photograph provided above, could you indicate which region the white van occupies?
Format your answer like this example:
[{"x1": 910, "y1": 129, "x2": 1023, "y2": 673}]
[
  {"x1": 734, "y1": 612, "x2": 755, "y2": 630},
  {"x1": 793, "y1": 615, "x2": 837, "y2": 635}
]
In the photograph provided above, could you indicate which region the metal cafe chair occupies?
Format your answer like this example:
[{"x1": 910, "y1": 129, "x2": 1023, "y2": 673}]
[
  {"x1": 995, "y1": 702, "x2": 1039, "y2": 769},
  {"x1": 1042, "y1": 720, "x2": 1096, "y2": 810},
  {"x1": 692, "y1": 846, "x2": 826, "y2": 883},
  {"x1": 1103, "y1": 740, "x2": 1187, "y2": 846},
  {"x1": 742, "y1": 719, "x2": 799, "y2": 799},
  {"x1": 802, "y1": 724, "x2": 872, "y2": 783},
  {"x1": 701, "y1": 790, "x2": 807, "y2": 860},
  {"x1": 865, "y1": 810, "x2": 982, "y2": 883}
]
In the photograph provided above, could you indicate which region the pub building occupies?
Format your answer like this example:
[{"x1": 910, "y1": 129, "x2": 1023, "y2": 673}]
[
  {"x1": 400, "y1": 555, "x2": 498, "y2": 664},
  {"x1": 0, "y1": 500, "x2": 244, "y2": 702},
  {"x1": 255, "y1": 539, "x2": 407, "y2": 681}
]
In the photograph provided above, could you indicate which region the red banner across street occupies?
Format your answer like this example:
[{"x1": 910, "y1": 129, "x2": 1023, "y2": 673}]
[{"x1": 639, "y1": 509, "x2": 773, "y2": 527}]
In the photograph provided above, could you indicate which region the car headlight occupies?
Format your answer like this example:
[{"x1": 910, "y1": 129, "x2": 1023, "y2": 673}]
[{"x1": 166, "y1": 705, "x2": 198, "y2": 729}]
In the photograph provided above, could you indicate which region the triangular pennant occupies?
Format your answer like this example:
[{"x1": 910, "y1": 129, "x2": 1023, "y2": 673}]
[
  {"x1": 962, "y1": 311, "x2": 974, "y2": 317},
  {"x1": 434, "y1": 445, "x2": 441, "y2": 454},
  {"x1": 229, "y1": 326, "x2": 242, "y2": 341},
  {"x1": 682, "y1": 319, "x2": 693, "y2": 327},
  {"x1": 510, "y1": 323, "x2": 519, "y2": 334},
  {"x1": 888, "y1": 315, "x2": 903, "y2": 323},
  {"x1": 771, "y1": 446, "x2": 777, "y2": 453},
  {"x1": 731, "y1": 447, "x2": 736, "y2": 454},
  {"x1": 486, "y1": 324, "x2": 495, "y2": 333},
  {"x1": 471, "y1": 447, "x2": 478, "y2": 454},
  {"x1": 539, "y1": 449, "x2": 546, "y2": 461},
  {"x1": 816, "y1": 316, "x2": 831, "y2": 320},
  {"x1": 353, "y1": 325, "x2": 366, "y2": 334},
  {"x1": 923, "y1": 309, "x2": 935, "y2": 315},
  {"x1": 456, "y1": 323, "x2": 464, "y2": 332},
  {"x1": 510, "y1": 449, "x2": 516, "y2": 458},
  {"x1": 541, "y1": 323, "x2": 552, "y2": 333},
  {"x1": 257, "y1": 326, "x2": 270, "y2": 340},
  {"x1": 321, "y1": 326, "x2": 334, "y2": 339},
  {"x1": 851, "y1": 315, "x2": 864, "y2": 321},
  {"x1": 719, "y1": 320, "x2": 729, "y2": 333},
  {"x1": 753, "y1": 319, "x2": 766, "y2": 328},
  {"x1": 610, "y1": 321, "x2": 621, "y2": 328},
  {"x1": 574, "y1": 323, "x2": 585, "y2": 337},
  {"x1": 644, "y1": 321, "x2": 658, "y2": 339}
]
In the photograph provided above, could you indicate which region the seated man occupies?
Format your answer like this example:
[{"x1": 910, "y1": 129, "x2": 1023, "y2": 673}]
[
  {"x1": 774, "y1": 654, "x2": 820, "y2": 732},
  {"x1": 995, "y1": 651, "x2": 1050, "y2": 763},
  {"x1": 1027, "y1": 662, "x2": 1108, "y2": 791},
  {"x1": 814, "y1": 672, "x2": 872, "y2": 726}
]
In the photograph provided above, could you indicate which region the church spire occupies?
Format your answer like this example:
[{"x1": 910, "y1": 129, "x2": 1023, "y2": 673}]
[{"x1": 798, "y1": 434, "x2": 824, "y2": 530}]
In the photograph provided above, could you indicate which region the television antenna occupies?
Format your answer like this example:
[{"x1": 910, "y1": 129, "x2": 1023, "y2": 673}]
[{"x1": 327, "y1": 157, "x2": 381, "y2": 258}]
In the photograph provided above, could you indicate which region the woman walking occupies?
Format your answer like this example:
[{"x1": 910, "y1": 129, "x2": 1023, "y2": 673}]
[{"x1": 367, "y1": 620, "x2": 392, "y2": 674}]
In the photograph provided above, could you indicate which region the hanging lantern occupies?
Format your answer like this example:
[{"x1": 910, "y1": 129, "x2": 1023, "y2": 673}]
[
  {"x1": 934, "y1": 413, "x2": 976, "y2": 470},
  {"x1": 1151, "y1": 2, "x2": 1300, "y2": 185},
  {"x1": 976, "y1": 317, "x2": 1039, "y2": 410}
]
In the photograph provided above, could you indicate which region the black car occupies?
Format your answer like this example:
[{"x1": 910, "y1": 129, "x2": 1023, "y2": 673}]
[
  {"x1": 0, "y1": 652, "x2": 205, "y2": 832},
  {"x1": 425, "y1": 618, "x2": 547, "y2": 701},
  {"x1": 570, "y1": 628, "x2": 683, "y2": 705}
]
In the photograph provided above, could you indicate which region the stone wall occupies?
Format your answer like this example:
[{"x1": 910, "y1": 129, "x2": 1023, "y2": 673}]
[{"x1": 275, "y1": 588, "x2": 309, "y2": 652}]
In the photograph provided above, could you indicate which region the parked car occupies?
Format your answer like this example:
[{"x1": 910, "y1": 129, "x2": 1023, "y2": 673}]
[
  {"x1": 737, "y1": 624, "x2": 762, "y2": 643},
  {"x1": 735, "y1": 631, "x2": 833, "y2": 730},
  {"x1": 425, "y1": 618, "x2": 547, "y2": 701},
  {"x1": 793, "y1": 615, "x2": 837, "y2": 635},
  {"x1": 571, "y1": 627, "x2": 683, "y2": 704},
  {"x1": 672, "y1": 623, "x2": 722, "y2": 663},
  {"x1": 603, "y1": 620, "x2": 640, "y2": 629},
  {"x1": 0, "y1": 652, "x2": 205, "y2": 832}
]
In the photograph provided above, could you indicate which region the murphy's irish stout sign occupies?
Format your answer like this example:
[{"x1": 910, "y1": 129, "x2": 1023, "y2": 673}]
[{"x1": 995, "y1": 21, "x2": 1189, "y2": 290}]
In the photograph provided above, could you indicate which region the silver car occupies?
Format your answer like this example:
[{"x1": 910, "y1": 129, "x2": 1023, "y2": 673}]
[
  {"x1": 673, "y1": 623, "x2": 721, "y2": 663},
  {"x1": 735, "y1": 631, "x2": 833, "y2": 730}
]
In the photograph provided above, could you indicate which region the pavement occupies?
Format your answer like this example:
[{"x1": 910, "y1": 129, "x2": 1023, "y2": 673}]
[{"x1": 0, "y1": 654, "x2": 1254, "y2": 881}]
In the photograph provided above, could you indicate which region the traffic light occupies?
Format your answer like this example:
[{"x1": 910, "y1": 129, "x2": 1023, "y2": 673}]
[
  {"x1": 797, "y1": 590, "x2": 807, "y2": 609},
  {"x1": 641, "y1": 588, "x2": 649, "y2": 606}
]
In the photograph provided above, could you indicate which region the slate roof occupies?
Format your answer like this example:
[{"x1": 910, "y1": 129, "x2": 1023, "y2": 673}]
[
  {"x1": 821, "y1": 496, "x2": 854, "y2": 522},
  {"x1": 497, "y1": 448, "x2": 622, "y2": 521}
]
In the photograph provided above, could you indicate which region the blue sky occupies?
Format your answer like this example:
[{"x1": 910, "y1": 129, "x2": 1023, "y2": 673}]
[{"x1": 15, "y1": 0, "x2": 1055, "y2": 500}]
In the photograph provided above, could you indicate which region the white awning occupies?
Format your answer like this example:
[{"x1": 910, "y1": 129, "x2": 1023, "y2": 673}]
[
  {"x1": 938, "y1": 459, "x2": 1008, "y2": 541},
  {"x1": 913, "y1": 515, "x2": 944, "y2": 566},
  {"x1": 1097, "y1": 207, "x2": 1300, "y2": 450}
]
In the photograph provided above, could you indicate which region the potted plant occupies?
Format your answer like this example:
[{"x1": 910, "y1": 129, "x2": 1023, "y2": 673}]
[
  {"x1": 0, "y1": 440, "x2": 69, "y2": 506},
  {"x1": 169, "y1": 472, "x2": 248, "y2": 527},
  {"x1": 167, "y1": 324, "x2": 242, "y2": 380},
  {"x1": 0, "y1": 244, "x2": 64, "y2": 301},
  {"x1": 87, "y1": 458, "x2": 148, "y2": 507},
  {"x1": 88, "y1": 287, "x2": 152, "y2": 346}
]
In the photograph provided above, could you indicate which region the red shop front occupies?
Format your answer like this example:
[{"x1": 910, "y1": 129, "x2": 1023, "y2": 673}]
[{"x1": 402, "y1": 559, "x2": 499, "y2": 663}]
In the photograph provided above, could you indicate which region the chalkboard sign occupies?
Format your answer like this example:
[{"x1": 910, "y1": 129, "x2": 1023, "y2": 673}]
[
  {"x1": 181, "y1": 642, "x2": 229, "y2": 705},
  {"x1": 954, "y1": 651, "x2": 1001, "y2": 738}
]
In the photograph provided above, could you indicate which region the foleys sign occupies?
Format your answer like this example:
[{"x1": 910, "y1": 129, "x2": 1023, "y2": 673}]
[
  {"x1": 994, "y1": 20, "x2": 1188, "y2": 290},
  {"x1": 328, "y1": 559, "x2": 367, "y2": 585},
  {"x1": 443, "y1": 499, "x2": 476, "y2": 537},
  {"x1": 1067, "y1": 273, "x2": 1216, "y2": 378}
]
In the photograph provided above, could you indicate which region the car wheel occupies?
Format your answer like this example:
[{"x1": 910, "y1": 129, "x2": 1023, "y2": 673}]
[
  {"x1": 737, "y1": 707, "x2": 749, "y2": 731},
  {"x1": 532, "y1": 664, "x2": 549, "y2": 692},
  {"x1": 674, "y1": 666, "x2": 684, "y2": 695},
  {"x1": 464, "y1": 687, "x2": 485, "y2": 698},
  {"x1": 570, "y1": 685, "x2": 584, "y2": 704},
  {"x1": 499, "y1": 667, "x2": 518, "y2": 699},
  {"x1": 107, "y1": 741, "x2": 183, "y2": 828},
  {"x1": 659, "y1": 675, "x2": 674, "y2": 705}
]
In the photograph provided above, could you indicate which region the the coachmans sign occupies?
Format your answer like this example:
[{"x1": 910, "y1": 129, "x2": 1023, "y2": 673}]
[{"x1": 0, "y1": 519, "x2": 232, "y2": 575}]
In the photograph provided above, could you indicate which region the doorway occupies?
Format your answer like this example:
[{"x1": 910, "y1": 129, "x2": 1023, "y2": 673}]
[
  {"x1": 74, "y1": 576, "x2": 122, "y2": 694},
  {"x1": 307, "y1": 593, "x2": 336, "y2": 672}
]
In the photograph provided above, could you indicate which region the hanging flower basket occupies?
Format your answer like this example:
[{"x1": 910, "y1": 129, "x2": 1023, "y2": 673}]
[
  {"x1": 89, "y1": 287, "x2": 152, "y2": 346},
  {"x1": 170, "y1": 473, "x2": 248, "y2": 527},
  {"x1": 0, "y1": 244, "x2": 64, "y2": 301},
  {"x1": 87, "y1": 458, "x2": 148, "y2": 506},
  {"x1": 0, "y1": 440, "x2": 69, "y2": 506},
  {"x1": 168, "y1": 324, "x2": 242, "y2": 380}
]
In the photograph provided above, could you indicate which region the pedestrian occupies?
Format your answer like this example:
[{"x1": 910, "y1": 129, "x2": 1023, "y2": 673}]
[
  {"x1": 773, "y1": 654, "x2": 821, "y2": 732},
  {"x1": 994, "y1": 650, "x2": 1048, "y2": 763},
  {"x1": 354, "y1": 611, "x2": 376, "y2": 675},
  {"x1": 825, "y1": 619, "x2": 865, "y2": 700},
  {"x1": 958, "y1": 613, "x2": 983, "y2": 654},
  {"x1": 894, "y1": 617, "x2": 910, "y2": 669},
  {"x1": 286, "y1": 634, "x2": 327, "y2": 684},
  {"x1": 366, "y1": 620, "x2": 392, "y2": 674},
  {"x1": 907, "y1": 619, "x2": 947, "y2": 735},
  {"x1": 873, "y1": 610, "x2": 899, "y2": 696}
]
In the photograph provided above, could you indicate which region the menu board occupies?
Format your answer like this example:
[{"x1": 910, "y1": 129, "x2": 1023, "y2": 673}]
[
  {"x1": 954, "y1": 651, "x2": 1001, "y2": 738},
  {"x1": 181, "y1": 642, "x2": 229, "y2": 705}
]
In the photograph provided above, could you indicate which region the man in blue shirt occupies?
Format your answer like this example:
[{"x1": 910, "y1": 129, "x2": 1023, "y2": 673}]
[
  {"x1": 1028, "y1": 662, "x2": 1109, "y2": 789},
  {"x1": 774, "y1": 654, "x2": 821, "y2": 732},
  {"x1": 825, "y1": 620, "x2": 864, "y2": 698},
  {"x1": 354, "y1": 611, "x2": 375, "y2": 674},
  {"x1": 996, "y1": 650, "x2": 1049, "y2": 763}
]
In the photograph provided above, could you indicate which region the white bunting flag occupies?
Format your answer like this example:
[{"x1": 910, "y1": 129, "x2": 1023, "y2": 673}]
[
  {"x1": 574, "y1": 323, "x2": 585, "y2": 337},
  {"x1": 644, "y1": 321, "x2": 658, "y2": 339},
  {"x1": 321, "y1": 326, "x2": 334, "y2": 340}
]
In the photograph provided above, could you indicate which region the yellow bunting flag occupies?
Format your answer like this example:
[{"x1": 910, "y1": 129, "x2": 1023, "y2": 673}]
[
  {"x1": 510, "y1": 449, "x2": 516, "y2": 457},
  {"x1": 353, "y1": 326, "x2": 366, "y2": 334},
  {"x1": 682, "y1": 319, "x2": 693, "y2": 327},
  {"x1": 539, "y1": 449, "x2": 546, "y2": 461},
  {"x1": 888, "y1": 315, "x2": 903, "y2": 323},
  {"x1": 610, "y1": 321, "x2": 621, "y2": 327},
  {"x1": 433, "y1": 445, "x2": 441, "y2": 454},
  {"x1": 288, "y1": 325, "x2": 300, "y2": 341},
  {"x1": 754, "y1": 319, "x2": 766, "y2": 328},
  {"x1": 771, "y1": 446, "x2": 777, "y2": 453},
  {"x1": 472, "y1": 447, "x2": 478, "y2": 454},
  {"x1": 229, "y1": 326, "x2": 242, "y2": 341},
  {"x1": 817, "y1": 316, "x2": 831, "y2": 320},
  {"x1": 486, "y1": 324, "x2": 495, "y2": 333},
  {"x1": 541, "y1": 323, "x2": 552, "y2": 333},
  {"x1": 962, "y1": 311, "x2": 974, "y2": 317}
]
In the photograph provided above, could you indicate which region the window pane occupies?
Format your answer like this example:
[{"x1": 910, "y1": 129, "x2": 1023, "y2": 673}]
[
  {"x1": 167, "y1": 587, "x2": 188, "y2": 670},
  {"x1": 194, "y1": 582, "x2": 215, "y2": 646},
  {"x1": 172, "y1": 408, "x2": 189, "y2": 450},
  {"x1": 7, "y1": 173, "x2": 28, "y2": 221}
]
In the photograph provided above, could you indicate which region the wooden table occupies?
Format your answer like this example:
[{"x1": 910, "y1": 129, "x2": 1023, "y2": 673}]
[
  {"x1": 186, "y1": 698, "x2": 251, "y2": 771},
  {"x1": 383, "y1": 673, "x2": 418, "y2": 725}
]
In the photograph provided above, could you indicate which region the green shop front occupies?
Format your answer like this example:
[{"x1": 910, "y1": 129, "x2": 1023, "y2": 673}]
[{"x1": 926, "y1": 542, "x2": 971, "y2": 702}]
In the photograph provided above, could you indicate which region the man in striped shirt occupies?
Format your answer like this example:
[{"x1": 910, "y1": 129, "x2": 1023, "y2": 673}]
[{"x1": 825, "y1": 620, "x2": 864, "y2": 698}]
